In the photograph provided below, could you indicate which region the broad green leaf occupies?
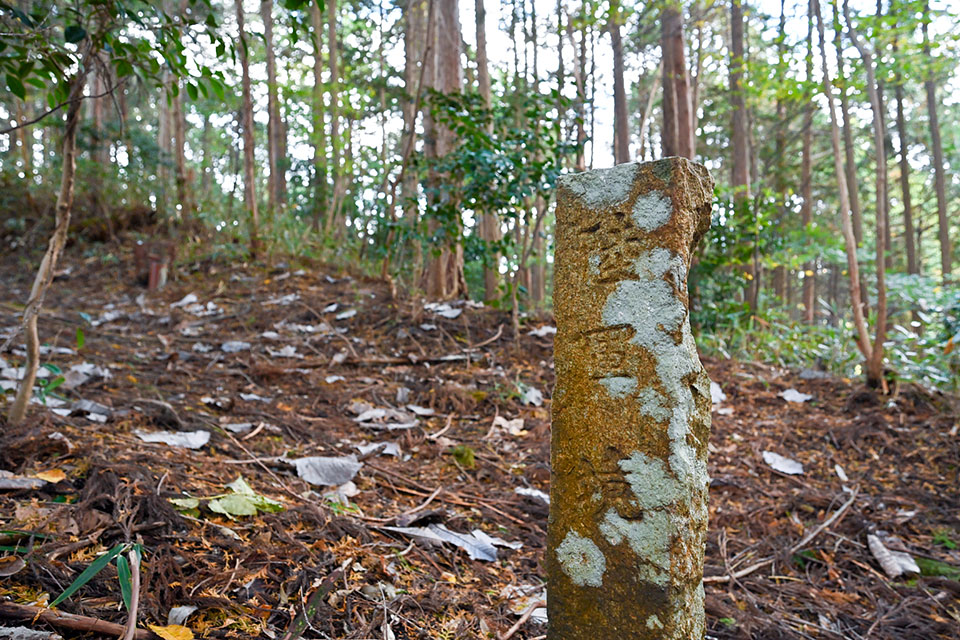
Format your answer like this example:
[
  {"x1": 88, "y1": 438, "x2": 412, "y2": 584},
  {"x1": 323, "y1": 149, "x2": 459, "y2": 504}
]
[
  {"x1": 6, "y1": 73, "x2": 25, "y2": 100},
  {"x1": 208, "y1": 494, "x2": 258, "y2": 518},
  {"x1": 76, "y1": 327, "x2": 85, "y2": 350},
  {"x1": 64, "y1": 25, "x2": 87, "y2": 43}
]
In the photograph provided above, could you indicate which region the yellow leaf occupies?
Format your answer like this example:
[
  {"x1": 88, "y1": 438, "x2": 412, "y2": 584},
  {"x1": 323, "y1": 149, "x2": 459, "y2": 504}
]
[
  {"x1": 34, "y1": 469, "x2": 66, "y2": 483},
  {"x1": 148, "y1": 624, "x2": 194, "y2": 640},
  {"x1": 127, "y1": 374, "x2": 138, "y2": 384},
  {"x1": 804, "y1": 270, "x2": 814, "y2": 276}
]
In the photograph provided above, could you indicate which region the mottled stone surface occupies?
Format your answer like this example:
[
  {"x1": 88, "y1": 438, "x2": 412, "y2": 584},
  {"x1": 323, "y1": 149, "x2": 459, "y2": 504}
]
[{"x1": 548, "y1": 158, "x2": 714, "y2": 639}]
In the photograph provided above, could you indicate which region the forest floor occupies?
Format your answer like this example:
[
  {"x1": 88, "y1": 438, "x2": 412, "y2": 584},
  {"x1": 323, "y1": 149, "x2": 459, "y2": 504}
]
[{"x1": 1, "y1": 245, "x2": 959, "y2": 640}]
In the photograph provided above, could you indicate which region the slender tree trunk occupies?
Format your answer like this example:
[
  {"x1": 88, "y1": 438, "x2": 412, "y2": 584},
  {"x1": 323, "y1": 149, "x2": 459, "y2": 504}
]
[
  {"x1": 813, "y1": 0, "x2": 873, "y2": 374},
  {"x1": 773, "y1": 0, "x2": 788, "y2": 303},
  {"x1": 325, "y1": 0, "x2": 343, "y2": 237},
  {"x1": 610, "y1": 1, "x2": 629, "y2": 163},
  {"x1": 802, "y1": 3, "x2": 816, "y2": 323},
  {"x1": 310, "y1": 1, "x2": 327, "y2": 229},
  {"x1": 200, "y1": 113, "x2": 212, "y2": 202},
  {"x1": 730, "y1": 0, "x2": 755, "y2": 311},
  {"x1": 8, "y1": 70, "x2": 87, "y2": 426},
  {"x1": 875, "y1": 0, "x2": 892, "y2": 270},
  {"x1": 660, "y1": 8, "x2": 678, "y2": 157},
  {"x1": 844, "y1": 0, "x2": 888, "y2": 388},
  {"x1": 476, "y1": 0, "x2": 501, "y2": 301},
  {"x1": 668, "y1": 6, "x2": 693, "y2": 158},
  {"x1": 236, "y1": 0, "x2": 260, "y2": 256},
  {"x1": 835, "y1": 24, "x2": 864, "y2": 246},
  {"x1": 637, "y1": 62, "x2": 662, "y2": 161},
  {"x1": 922, "y1": 2, "x2": 952, "y2": 282},
  {"x1": 894, "y1": 42, "x2": 917, "y2": 274},
  {"x1": 261, "y1": 0, "x2": 284, "y2": 216},
  {"x1": 421, "y1": 0, "x2": 467, "y2": 299}
]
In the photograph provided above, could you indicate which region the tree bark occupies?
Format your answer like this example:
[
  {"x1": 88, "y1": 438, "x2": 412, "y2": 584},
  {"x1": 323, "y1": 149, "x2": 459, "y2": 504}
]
[
  {"x1": 261, "y1": 0, "x2": 284, "y2": 216},
  {"x1": 922, "y1": 2, "x2": 952, "y2": 282},
  {"x1": 802, "y1": 0, "x2": 815, "y2": 323},
  {"x1": 894, "y1": 43, "x2": 917, "y2": 274},
  {"x1": 844, "y1": 0, "x2": 888, "y2": 388},
  {"x1": 730, "y1": 0, "x2": 755, "y2": 311},
  {"x1": 421, "y1": 0, "x2": 467, "y2": 300},
  {"x1": 610, "y1": 1, "x2": 629, "y2": 164},
  {"x1": 549, "y1": 158, "x2": 714, "y2": 639},
  {"x1": 813, "y1": 0, "x2": 874, "y2": 376},
  {"x1": 660, "y1": 8, "x2": 678, "y2": 157},
  {"x1": 834, "y1": 22, "x2": 864, "y2": 249},
  {"x1": 236, "y1": 0, "x2": 260, "y2": 257},
  {"x1": 324, "y1": 0, "x2": 344, "y2": 237},
  {"x1": 476, "y1": 0, "x2": 501, "y2": 301},
  {"x1": 310, "y1": 1, "x2": 327, "y2": 228},
  {"x1": 668, "y1": 6, "x2": 693, "y2": 158},
  {"x1": 8, "y1": 69, "x2": 87, "y2": 426}
]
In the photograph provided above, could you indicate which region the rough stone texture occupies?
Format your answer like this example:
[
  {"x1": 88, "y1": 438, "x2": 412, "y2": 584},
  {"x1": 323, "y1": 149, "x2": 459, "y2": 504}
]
[{"x1": 548, "y1": 158, "x2": 714, "y2": 639}]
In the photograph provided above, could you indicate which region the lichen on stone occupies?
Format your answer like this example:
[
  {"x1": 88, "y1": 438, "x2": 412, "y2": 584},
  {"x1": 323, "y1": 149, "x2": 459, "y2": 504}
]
[
  {"x1": 598, "y1": 508, "x2": 671, "y2": 585},
  {"x1": 599, "y1": 375, "x2": 637, "y2": 398},
  {"x1": 631, "y1": 191, "x2": 672, "y2": 231},
  {"x1": 556, "y1": 531, "x2": 606, "y2": 588},
  {"x1": 618, "y1": 452, "x2": 678, "y2": 510},
  {"x1": 558, "y1": 163, "x2": 640, "y2": 210}
]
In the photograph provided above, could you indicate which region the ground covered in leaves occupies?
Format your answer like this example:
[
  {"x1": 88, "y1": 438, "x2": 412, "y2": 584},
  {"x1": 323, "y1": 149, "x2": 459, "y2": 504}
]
[{"x1": 1, "y1": 246, "x2": 959, "y2": 640}]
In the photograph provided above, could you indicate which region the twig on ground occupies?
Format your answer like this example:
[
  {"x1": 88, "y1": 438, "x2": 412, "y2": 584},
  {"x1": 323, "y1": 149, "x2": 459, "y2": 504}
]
[
  {"x1": 498, "y1": 600, "x2": 546, "y2": 640},
  {"x1": 704, "y1": 487, "x2": 859, "y2": 584}
]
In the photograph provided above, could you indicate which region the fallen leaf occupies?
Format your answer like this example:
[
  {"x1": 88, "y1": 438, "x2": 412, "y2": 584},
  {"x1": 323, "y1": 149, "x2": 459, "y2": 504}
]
[
  {"x1": 33, "y1": 469, "x2": 66, "y2": 484},
  {"x1": 148, "y1": 624, "x2": 194, "y2": 640},
  {"x1": 761, "y1": 451, "x2": 804, "y2": 475}
]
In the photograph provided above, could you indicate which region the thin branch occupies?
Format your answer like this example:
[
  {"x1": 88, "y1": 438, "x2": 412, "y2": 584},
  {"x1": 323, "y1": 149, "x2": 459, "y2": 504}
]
[{"x1": 0, "y1": 78, "x2": 127, "y2": 136}]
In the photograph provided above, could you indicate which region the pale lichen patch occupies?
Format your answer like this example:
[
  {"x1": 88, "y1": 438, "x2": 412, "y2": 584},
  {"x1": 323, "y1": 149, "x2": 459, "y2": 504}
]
[
  {"x1": 598, "y1": 509, "x2": 671, "y2": 585},
  {"x1": 637, "y1": 387, "x2": 672, "y2": 422},
  {"x1": 556, "y1": 531, "x2": 606, "y2": 588},
  {"x1": 618, "y1": 452, "x2": 678, "y2": 510},
  {"x1": 558, "y1": 163, "x2": 640, "y2": 210},
  {"x1": 599, "y1": 375, "x2": 637, "y2": 398},
  {"x1": 646, "y1": 615, "x2": 664, "y2": 630},
  {"x1": 631, "y1": 191, "x2": 672, "y2": 231}
]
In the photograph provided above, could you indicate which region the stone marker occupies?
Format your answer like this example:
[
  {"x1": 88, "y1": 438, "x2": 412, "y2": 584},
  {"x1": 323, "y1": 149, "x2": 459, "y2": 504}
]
[{"x1": 548, "y1": 158, "x2": 715, "y2": 639}]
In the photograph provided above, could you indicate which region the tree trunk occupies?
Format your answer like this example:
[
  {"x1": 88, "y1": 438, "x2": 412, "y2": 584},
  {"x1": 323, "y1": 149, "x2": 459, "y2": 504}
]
[
  {"x1": 8, "y1": 71, "x2": 87, "y2": 426},
  {"x1": 668, "y1": 7, "x2": 693, "y2": 158},
  {"x1": 813, "y1": 0, "x2": 873, "y2": 375},
  {"x1": 236, "y1": 0, "x2": 260, "y2": 257},
  {"x1": 730, "y1": 0, "x2": 755, "y2": 311},
  {"x1": 261, "y1": 0, "x2": 284, "y2": 216},
  {"x1": 894, "y1": 47, "x2": 917, "y2": 274},
  {"x1": 325, "y1": 0, "x2": 344, "y2": 237},
  {"x1": 610, "y1": 1, "x2": 629, "y2": 164},
  {"x1": 310, "y1": 1, "x2": 327, "y2": 229},
  {"x1": 844, "y1": 0, "x2": 888, "y2": 388},
  {"x1": 660, "y1": 8, "x2": 677, "y2": 157},
  {"x1": 922, "y1": 2, "x2": 952, "y2": 282},
  {"x1": 476, "y1": 0, "x2": 501, "y2": 301},
  {"x1": 802, "y1": 0, "x2": 815, "y2": 323},
  {"x1": 421, "y1": 0, "x2": 467, "y2": 300},
  {"x1": 835, "y1": 26, "x2": 864, "y2": 247}
]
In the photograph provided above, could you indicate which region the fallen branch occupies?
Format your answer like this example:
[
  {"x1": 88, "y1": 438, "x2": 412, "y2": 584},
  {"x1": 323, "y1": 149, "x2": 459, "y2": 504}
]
[
  {"x1": 704, "y1": 487, "x2": 859, "y2": 584},
  {"x1": 0, "y1": 602, "x2": 154, "y2": 639},
  {"x1": 499, "y1": 600, "x2": 546, "y2": 640}
]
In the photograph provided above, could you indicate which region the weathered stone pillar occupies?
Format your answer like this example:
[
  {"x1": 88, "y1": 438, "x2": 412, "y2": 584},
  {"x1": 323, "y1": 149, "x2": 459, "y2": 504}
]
[{"x1": 548, "y1": 158, "x2": 714, "y2": 639}]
